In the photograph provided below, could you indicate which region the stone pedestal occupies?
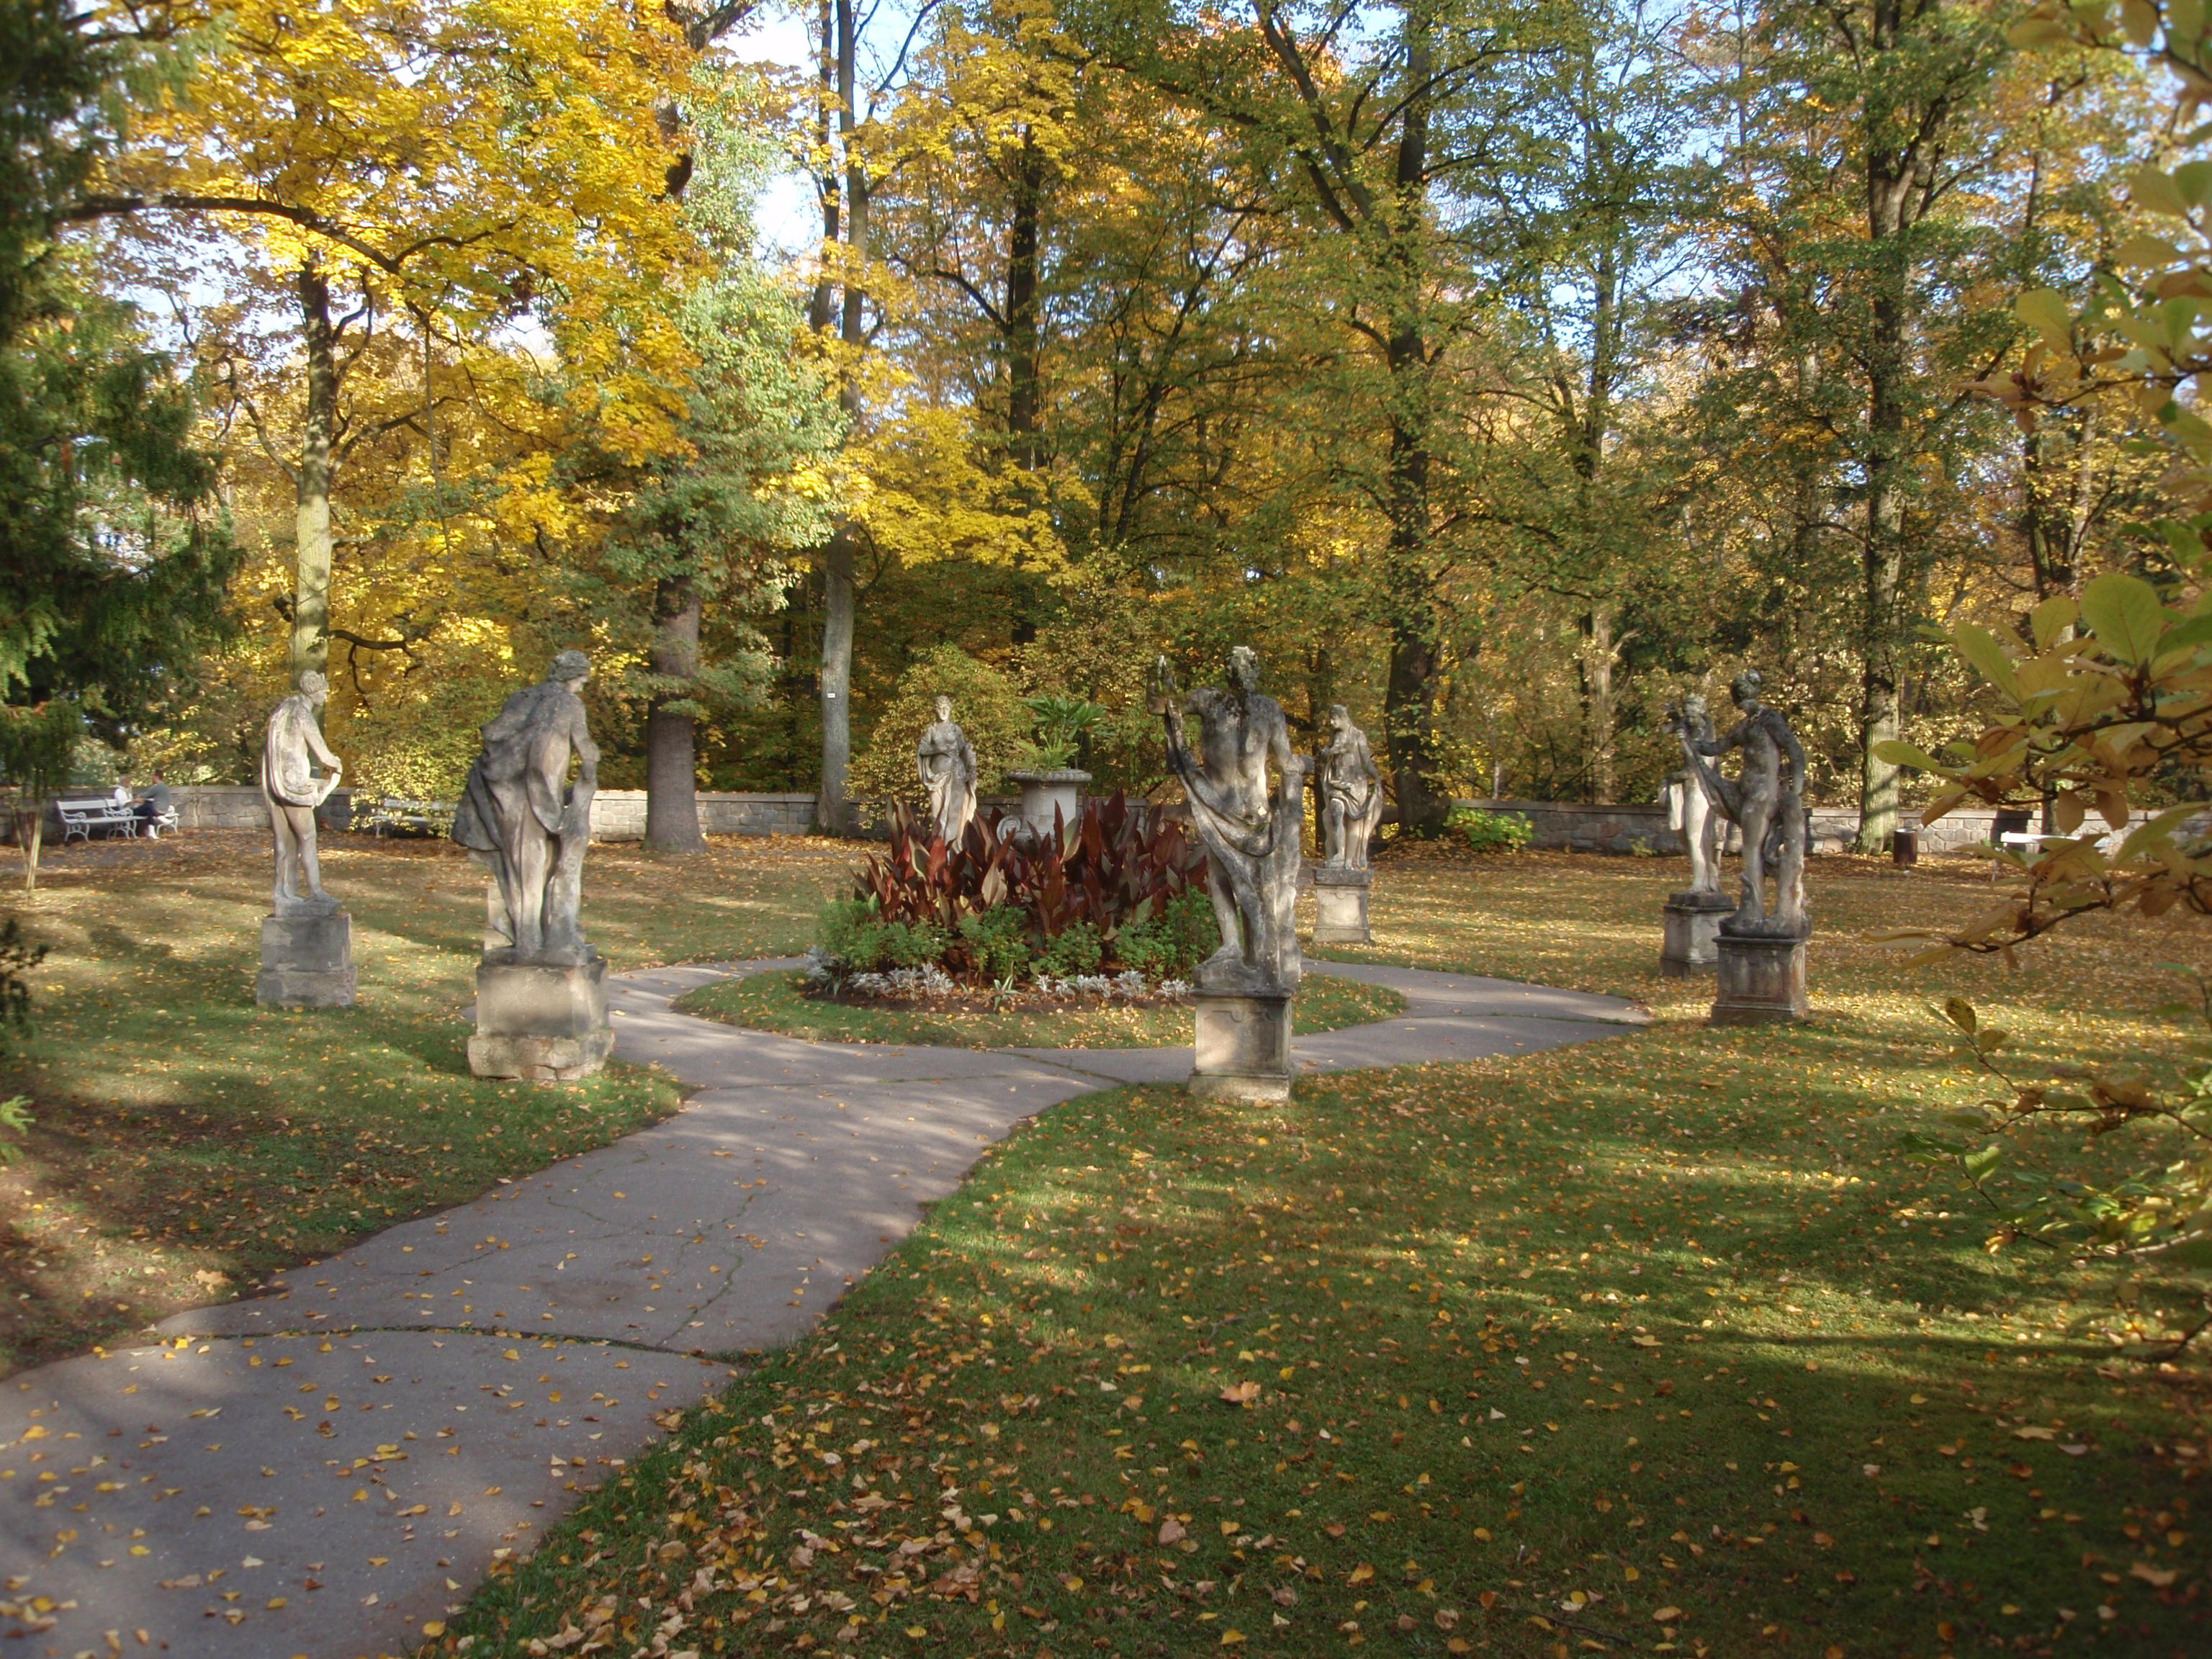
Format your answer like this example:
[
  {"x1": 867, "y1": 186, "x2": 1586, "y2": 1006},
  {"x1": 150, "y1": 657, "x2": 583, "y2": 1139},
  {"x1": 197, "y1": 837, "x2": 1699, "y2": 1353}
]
[
  {"x1": 469, "y1": 954, "x2": 614, "y2": 1082},
  {"x1": 256, "y1": 909, "x2": 356, "y2": 1008},
  {"x1": 1710, "y1": 932, "x2": 1809, "y2": 1025},
  {"x1": 1189, "y1": 990, "x2": 1293, "y2": 1102},
  {"x1": 1660, "y1": 892, "x2": 1732, "y2": 976},
  {"x1": 1312, "y1": 867, "x2": 1372, "y2": 945},
  {"x1": 1005, "y1": 769, "x2": 1091, "y2": 843}
]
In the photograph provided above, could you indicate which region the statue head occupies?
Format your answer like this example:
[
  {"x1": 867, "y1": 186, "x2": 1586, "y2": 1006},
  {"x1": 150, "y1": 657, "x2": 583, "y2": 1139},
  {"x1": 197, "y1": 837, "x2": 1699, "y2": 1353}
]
[
  {"x1": 1227, "y1": 645, "x2": 1260, "y2": 696},
  {"x1": 549, "y1": 649, "x2": 592, "y2": 690},
  {"x1": 297, "y1": 670, "x2": 328, "y2": 709},
  {"x1": 934, "y1": 694, "x2": 953, "y2": 722},
  {"x1": 1680, "y1": 692, "x2": 1707, "y2": 721},
  {"x1": 1329, "y1": 702, "x2": 1352, "y2": 734},
  {"x1": 1730, "y1": 669, "x2": 1763, "y2": 709}
]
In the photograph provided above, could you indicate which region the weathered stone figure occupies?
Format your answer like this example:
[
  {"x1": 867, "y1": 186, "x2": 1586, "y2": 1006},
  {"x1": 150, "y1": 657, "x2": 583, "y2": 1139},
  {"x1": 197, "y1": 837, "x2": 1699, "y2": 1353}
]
[
  {"x1": 1153, "y1": 647, "x2": 1305, "y2": 995},
  {"x1": 1678, "y1": 670, "x2": 1807, "y2": 939},
  {"x1": 256, "y1": 671, "x2": 356, "y2": 1007},
  {"x1": 1664, "y1": 693, "x2": 1726, "y2": 902},
  {"x1": 261, "y1": 670, "x2": 343, "y2": 914},
  {"x1": 915, "y1": 694, "x2": 978, "y2": 843},
  {"x1": 454, "y1": 650, "x2": 601, "y2": 966},
  {"x1": 1318, "y1": 705, "x2": 1383, "y2": 871}
]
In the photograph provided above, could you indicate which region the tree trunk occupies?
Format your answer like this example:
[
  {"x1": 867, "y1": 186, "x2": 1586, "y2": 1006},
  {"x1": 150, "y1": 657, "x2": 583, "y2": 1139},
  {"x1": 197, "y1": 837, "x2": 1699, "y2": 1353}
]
[
  {"x1": 1006, "y1": 127, "x2": 1044, "y2": 475},
  {"x1": 1581, "y1": 604, "x2": 1618, "y2": 804},
  {"x1": 18, "y1": 805, "x2": 42, "y2": 896},
  {"x1": 816, "y1": 0, "x2": 868, "y2": 837},
  {"x1": 293, "y1": 261, "x2": 336, "y2": 689},
  {"x1": 818, "y1": 526, "x2": 857, "y2": 835},
  {"x1": 644, "y1": 575, "x2": 707, "y2": 853},
  {"x1": 1855, "y1": 165, "x2": 1912, "y2": 854}
]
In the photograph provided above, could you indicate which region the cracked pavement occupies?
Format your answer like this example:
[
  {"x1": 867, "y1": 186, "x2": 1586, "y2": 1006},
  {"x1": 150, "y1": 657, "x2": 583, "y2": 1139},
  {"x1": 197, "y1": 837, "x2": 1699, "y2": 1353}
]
[{"x1": 0, "y1": 957, "x2": 1644, "y2": 1658}]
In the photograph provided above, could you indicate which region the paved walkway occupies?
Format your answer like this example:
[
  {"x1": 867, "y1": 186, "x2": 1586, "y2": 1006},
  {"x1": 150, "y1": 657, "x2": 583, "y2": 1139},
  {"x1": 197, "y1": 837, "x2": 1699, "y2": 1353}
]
[{"x1": 0, "y1": 961, "x2": 1644, "y2": 1659}]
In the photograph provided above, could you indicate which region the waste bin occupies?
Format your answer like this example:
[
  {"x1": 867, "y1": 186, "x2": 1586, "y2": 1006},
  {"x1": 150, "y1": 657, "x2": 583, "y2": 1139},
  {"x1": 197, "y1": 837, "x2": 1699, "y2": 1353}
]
[{"x1": 1893, "y1": 824, "x2": 1919, "y2": 867}]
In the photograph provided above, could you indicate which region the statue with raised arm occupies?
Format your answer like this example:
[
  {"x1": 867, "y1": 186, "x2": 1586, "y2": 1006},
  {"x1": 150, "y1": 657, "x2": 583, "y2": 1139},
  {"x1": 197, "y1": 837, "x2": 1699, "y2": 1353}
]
[
  {"x1": 1663, "y1": 693, "x2": 1727, "y2": 902},
  {"x1": 916, "y1": 694, "x2": 978, "y2": 843},
  {"x1": 1151, "y1": 647, "x2": 1305, "y2": 995},
  {"x1": 1318, "y1": 705, "x2": 1384, "y2": 871},
  {"x1": 1673, "y1": 670, "x2": 1807, "y2": 939},
  {"x1": 261, "y1": 670, "x2": 344, "y2": 914},
  {"x1": 453, "y1": 650, "x2": 601, "y2": 966}
]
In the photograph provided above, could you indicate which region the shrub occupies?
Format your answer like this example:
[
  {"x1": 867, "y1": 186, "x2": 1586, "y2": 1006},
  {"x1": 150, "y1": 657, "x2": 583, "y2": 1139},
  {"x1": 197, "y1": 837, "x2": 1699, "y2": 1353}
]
[
  {"x1": 1, "y1": 918, "x2": 48, "y2": 1052},
  {"x1": 956, "y1": 907, "x2": 1030, "y2": 982},
  {"x1": 848, "y1": 645, "x2": 1027, "y2": 803},
  {"x1": 1038, "y1": 921, "x2": 1104, "y2": 979},
  {"x1": 817, "y1": 896, "x2": 948, "y2": 976},
  {"x1": 1112, "y1": 888, "x2": 1219, "y2": 980},
  {"x1": 1448, "y1": 806, "x2": 1533, "y2": 854}
]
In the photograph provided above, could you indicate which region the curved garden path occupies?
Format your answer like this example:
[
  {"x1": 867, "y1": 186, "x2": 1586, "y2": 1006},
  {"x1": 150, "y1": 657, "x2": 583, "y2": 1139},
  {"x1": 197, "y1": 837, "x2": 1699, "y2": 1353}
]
[{"x1": 0, "y1": 961, "x2": 1645, "y2": 1659}]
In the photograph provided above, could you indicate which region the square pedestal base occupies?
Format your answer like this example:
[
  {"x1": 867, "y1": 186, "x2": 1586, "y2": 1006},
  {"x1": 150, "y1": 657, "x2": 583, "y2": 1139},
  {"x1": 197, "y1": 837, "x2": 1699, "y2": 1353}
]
[
  {"x1": 1312, "y1": 871, "x2": 1372, "y2": 945},
  {"x1": 257, "y1": 911, "x2": 356, "y2": 1008},
  {"x1": 1660, "y1": 897, "x2": 1730, "y2": 976},
  {"x1": 1711, "y1": 933, "x2": 1809, "y2": 1025},
  {"x1": 470, "y1": 955, "x2": 614, "y2": 1082},
  {"x1": 1190, "y1": 991, "x2": 1294, "y2": 1102}
]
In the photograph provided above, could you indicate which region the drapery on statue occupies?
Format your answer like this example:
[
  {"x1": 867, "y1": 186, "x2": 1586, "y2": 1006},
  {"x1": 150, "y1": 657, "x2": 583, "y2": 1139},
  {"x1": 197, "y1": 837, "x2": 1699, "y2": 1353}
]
[
  {"x1": 453, "y1": 650, "x2": 601, "y2": 965},
  {"x1": 261, "y1": 670, "x2": 343, "y2": 914},
  {"x1": 1663, "y1": 693, "x2": 1727, "y2": 902},
  {"x1": 915, "y1": 694, "x2": 978, "y2": 843},
  {"x1": 1317, "y1": 704, "x2": 1383, "y2": 871},
  {"x1": 1151, "y1": 647, "x2": 1305, "y2": 994},
  {"x1": 1671, "y1": 670, "x2": 1808, "y2": 938}
]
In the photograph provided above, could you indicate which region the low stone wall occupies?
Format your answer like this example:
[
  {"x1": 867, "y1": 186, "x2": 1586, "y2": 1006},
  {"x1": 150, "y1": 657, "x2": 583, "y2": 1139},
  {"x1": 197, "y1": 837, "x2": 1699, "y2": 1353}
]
[
  {"x1": 66, "y1": 786, "x2": 819, "y2": 841},
  {"x1": 1448, "y1": 798, "x2": 2158, "y2": 857}
]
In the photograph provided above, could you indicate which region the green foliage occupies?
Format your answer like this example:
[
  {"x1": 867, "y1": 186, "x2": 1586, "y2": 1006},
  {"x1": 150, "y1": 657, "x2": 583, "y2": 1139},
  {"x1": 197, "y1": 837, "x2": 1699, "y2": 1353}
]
[
  {"x1": 1017, "y1": 693, "x2": 1104, "y2": 772},
  {"x1": 344, "y1": 673, "x2": 509, "y2": 803},
  {"x1": 956, "y1": 905, "x2": 1030, "y2": 982},
  {"x1": 0, "y1": 1095, "x2": 30, "y2": 1167},
  {"x1": 814, "y1": 895, "x2": 950, "y2": 976},
  {"x1": 848, "y1": 644, "x2": 1027, "y2": 801},
  {"x1": 1447, "y1": 806, "x2": 1534, "y2": 854},
  {"x1": 0, "y1": 917, "x2": 48, "y2": 1051},
  {"x1": 1035, "y1": 920, "x2": 1104, "y2": 978},
  {"x1": 1110, "y1": 886, "x2": 1219, "y2": 981}
]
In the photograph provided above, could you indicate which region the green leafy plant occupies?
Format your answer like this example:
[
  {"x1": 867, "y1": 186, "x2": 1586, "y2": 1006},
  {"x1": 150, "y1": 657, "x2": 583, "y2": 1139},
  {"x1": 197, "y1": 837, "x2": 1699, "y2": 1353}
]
[
  {"x1": 1900, "y1": 985, "x2": 2212, "y2": 1357},
  {"x1": 956, "y1": 907, "x2": 1030, "y2": 983},
  {"x1": 0, "y1": 917, "x2": 48, "y2": 1048},
  {"x1": 1447, "y1": 806, "x2": 1533, "y2": 855},
  {"x1": 816, "y1": 896, "x2": 948, "y2": 976},
  {"x1": 0, "y1": 1095, "x2": 30, "y2": 1166},
  {"x1": 1015, "y1": 693, "x2": 1103, "y2": 772},
  {"x1": 1111, "y1": 887, "x2": 1219, "y2": 980},
  {"x1": 1036, "y1": 921, "x2": 1104, "y2": 979}
]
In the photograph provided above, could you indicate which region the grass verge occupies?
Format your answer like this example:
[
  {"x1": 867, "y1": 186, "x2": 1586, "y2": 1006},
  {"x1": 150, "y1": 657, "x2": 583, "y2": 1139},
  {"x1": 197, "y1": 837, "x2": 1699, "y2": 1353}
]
[
  {"x1": 426, "y1": 856, "x2": 2211, "y2": 1657},
  {"x1": 0, "y1": 830, "x2": 842, "y2": 1374},
  {"x1": 674, "y1": 969, "x2": 1406, "y2": 1049}
]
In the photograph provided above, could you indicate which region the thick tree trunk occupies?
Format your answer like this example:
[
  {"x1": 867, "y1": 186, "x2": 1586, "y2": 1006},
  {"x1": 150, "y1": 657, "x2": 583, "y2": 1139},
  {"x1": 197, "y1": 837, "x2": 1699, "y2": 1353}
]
[
  {"x1": 1007, "y1": 127, "x2": 1044, "y2": 475},
  {"x1": 818, "y1": 527, "x2": 858, "y2": 834},
  {"x1": 815, "y1": 0, "x2": 868, "y2": 837},
  {"x1": 293, "y1": 261, "x2": 336, "y2": 688},
  {"x1": 1581, "y1": 604, "x2": 1619, "y2": 804},
  {"x1": 644, "y1": 575, "x2": 707, "y2": 853},
  {"x1": 1855, "y1": 161, "x2": 1912, "y2": 854}
]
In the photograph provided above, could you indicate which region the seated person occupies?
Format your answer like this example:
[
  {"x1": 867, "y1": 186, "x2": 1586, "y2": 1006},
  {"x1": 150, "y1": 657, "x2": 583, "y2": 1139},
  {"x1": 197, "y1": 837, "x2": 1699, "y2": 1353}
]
[{"x1": 137, "y1": 772, "x2": 172, "y2": 838}]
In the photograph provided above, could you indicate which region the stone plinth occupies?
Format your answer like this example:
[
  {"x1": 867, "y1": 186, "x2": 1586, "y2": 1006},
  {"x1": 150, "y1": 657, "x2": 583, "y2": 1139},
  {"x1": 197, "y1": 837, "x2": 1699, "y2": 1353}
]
[
  {"x1": 1312, "y1": 867, "x2": 1372, "y2": 945},
  {"x1": 1660, "y1": 892, "x2": 1732, "y2": 976},
  {"x1": 256, "y1": 909, "x2": 356, "y2": 1008},
  {"x1": 1189, "y1": 990, "x2": 1293, "y2": 1102},
  {"x1": 1710, "y1": 932, "x2": 1809, "y2": 1025},
  {"x1": 470, "y1": 954, "x2": 614, "y2": 1082},
  {"x1": 1005, "y1": 769, "x2": 1091, "y2": 842}
]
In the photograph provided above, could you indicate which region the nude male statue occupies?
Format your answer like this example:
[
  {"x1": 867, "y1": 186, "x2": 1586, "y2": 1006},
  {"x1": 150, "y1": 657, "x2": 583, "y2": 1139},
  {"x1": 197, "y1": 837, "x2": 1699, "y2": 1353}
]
[
  {"x1": 1151, "y1": 646, "x2": 1305, "y2": 992},
  {"x1": 261, "y1": 670, "x2": 343, "y2": 913},
  {"x1": 452, "y1": 650, "x2": 601, "y2": 963},
  {"x1": 1675, "y1": 670, "x2": 1807, "y2": 937}
]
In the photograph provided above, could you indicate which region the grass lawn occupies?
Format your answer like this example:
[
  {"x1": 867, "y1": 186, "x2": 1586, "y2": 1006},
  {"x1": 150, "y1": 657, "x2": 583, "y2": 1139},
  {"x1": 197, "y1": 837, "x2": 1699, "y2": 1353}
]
[
  {"x1": 0, "y1": 829, "x2": 849, "y2": 1375},
  {"x1": 675, "y1": 968, "x2": 1406, "y2": 1049},
  {"x1": 431, "y1": 848, "x2": 2211, "y2": 1658}
]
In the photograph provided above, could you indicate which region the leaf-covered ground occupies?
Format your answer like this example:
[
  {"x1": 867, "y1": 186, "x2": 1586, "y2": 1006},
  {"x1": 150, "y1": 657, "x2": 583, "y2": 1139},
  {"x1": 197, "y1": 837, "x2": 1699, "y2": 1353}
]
[
  {"x1": 0, "y1": 830, "x2": 847, "y2": 1374},
  {"x1": 426, "y1": 849, "x2": 2212, "y2": 1658},
  {"x1": 674, "y1": 968, "x2": 1405, "y2": 1049}
]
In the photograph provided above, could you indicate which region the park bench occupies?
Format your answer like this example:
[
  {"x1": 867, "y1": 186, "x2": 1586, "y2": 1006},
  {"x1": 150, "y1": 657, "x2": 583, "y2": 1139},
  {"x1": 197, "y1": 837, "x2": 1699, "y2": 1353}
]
[
  {"x1": 56, "y1": 798, "x2": 143, "y2": 842},
  {"x1": 1991, "y1": 827, "x2": 2124, "y2": 878},
  {"x1": 361, "y1": 796, "x2": 456, "y2": 838}
]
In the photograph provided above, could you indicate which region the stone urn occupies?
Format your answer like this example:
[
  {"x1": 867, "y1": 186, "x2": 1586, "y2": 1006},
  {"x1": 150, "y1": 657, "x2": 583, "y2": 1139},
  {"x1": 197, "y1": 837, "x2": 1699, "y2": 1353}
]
[{"x1": 1005, "y1": 768, "x2": 1090, "y2": 844}]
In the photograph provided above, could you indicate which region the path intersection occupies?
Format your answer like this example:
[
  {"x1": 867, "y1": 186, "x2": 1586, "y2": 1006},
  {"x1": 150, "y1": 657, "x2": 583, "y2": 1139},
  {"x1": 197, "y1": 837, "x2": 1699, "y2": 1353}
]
[{"x1": 0, "y1": 961, "x2": 1645, "y2": 1659}]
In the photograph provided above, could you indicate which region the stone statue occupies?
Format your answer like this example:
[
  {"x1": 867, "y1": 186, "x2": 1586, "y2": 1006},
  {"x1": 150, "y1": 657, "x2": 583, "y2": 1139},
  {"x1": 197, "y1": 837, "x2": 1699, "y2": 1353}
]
[
  {"x1": 261, "y1": 670, "x2": 343, "y2": 914},
  {"x1": 1317, "y1": 705, "x2": 1383, "y2": 871},
  {"x1": 915, "y1": 694, "x2": 978, "y2": 843},
  {"x1": 1151, "y1": 647, "x2": 1305, "y2": 995},
  {"x1": 1663, "y1": 693, "x2": 1726, "y2": 902},
  {"x1": 453, "y1": 650, "x2": 601, "y2": 966},
  {"x1": 1673, "y1": 670, "x2": 1807, "y2": 939}
]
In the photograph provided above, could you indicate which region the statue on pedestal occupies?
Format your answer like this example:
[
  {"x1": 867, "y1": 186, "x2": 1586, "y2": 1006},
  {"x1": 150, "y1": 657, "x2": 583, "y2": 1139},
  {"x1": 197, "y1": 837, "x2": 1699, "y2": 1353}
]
[
  {"x1": 453, "y1": 650, "x2": 601, "y2": 966},
  {"x1": 261, "y1": 670, "x2": 343, "y2": 915},
  {"x1": 1151, "y1": 647, "x2": 1304, "y2": 996},
  {"x1": 1317, "y1": 705, "x2": 1383, "y2": 871},
  {"x1": 915, "y1": 694, "x2": 978, "y2": 844},
  {"x1": 1675, "y1": 670, "x2": 1807, "y2": 940},
  {"x1": 256, "y1": 671, "x2": 355, "y2": 1007}
]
